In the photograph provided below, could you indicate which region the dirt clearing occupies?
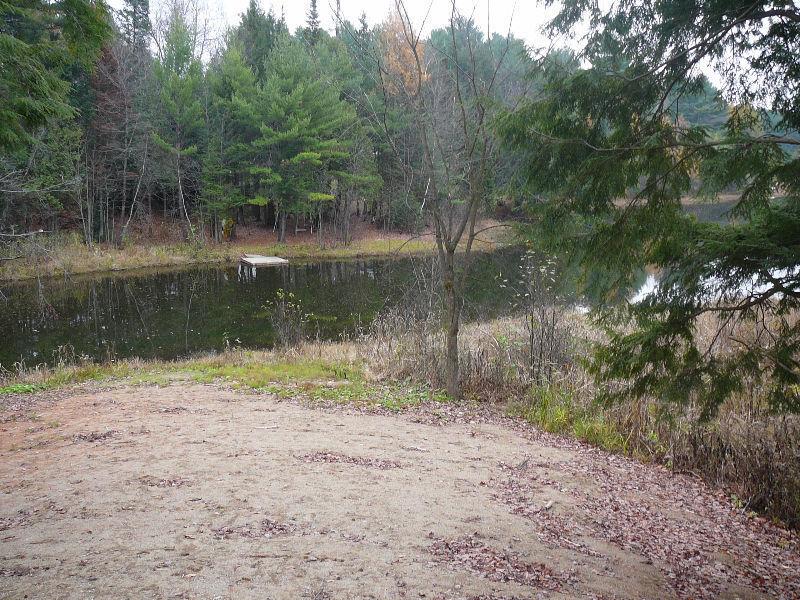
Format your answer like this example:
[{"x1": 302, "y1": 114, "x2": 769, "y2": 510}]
[{"x1": 1, "y1": 383, "x2": 798, "y2": 599}]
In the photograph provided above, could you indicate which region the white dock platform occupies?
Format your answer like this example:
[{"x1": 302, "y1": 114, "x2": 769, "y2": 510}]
[{"x1": 240, "y1": 254, "x2": 288, "y2": 267}]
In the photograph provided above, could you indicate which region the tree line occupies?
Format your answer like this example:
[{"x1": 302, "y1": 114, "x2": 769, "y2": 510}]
[
  {"x1": 0, "y1": 0, "x2": 735, "y2": 252},
  {"x1": 0, "y1": 0, "x2": 535, "y2": 247}
]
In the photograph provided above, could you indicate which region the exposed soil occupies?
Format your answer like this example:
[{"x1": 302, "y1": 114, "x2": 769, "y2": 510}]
[{"x1": 1, "y1": 383, "x2": 798, "y2": 599}]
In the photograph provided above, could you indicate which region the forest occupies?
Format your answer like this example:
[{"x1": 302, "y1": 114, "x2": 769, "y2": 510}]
[
  {"x1": 1, "y1": 0, "x2": 733, "y2": 248},
  {"x1": 1, "y1": 1, "x2": 799, "y2": 598},
  {"x1": 1, "y1": 0, "x2": 525, "y2": 245}
]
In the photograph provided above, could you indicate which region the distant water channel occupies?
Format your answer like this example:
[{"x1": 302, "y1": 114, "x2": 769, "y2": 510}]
[{"x1": 1, "y1": 248, "x2": 556, "y2": 369}]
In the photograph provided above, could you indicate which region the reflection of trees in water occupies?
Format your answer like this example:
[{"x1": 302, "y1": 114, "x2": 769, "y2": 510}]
[{"x1": 0, "y1": 250, "x2": 530, "y2": 368}]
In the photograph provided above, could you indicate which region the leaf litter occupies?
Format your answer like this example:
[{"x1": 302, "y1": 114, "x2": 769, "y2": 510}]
[
  {"x1": 297, "y1": 451, "x2": 401, "y2": 470},
  {"x1": 493, "y1": 454, "x2": 800, "y2": 599},
  {"x1": 212, "y1": 518, "x2": 297, "y2": 539},
  {"x1": 72, "y1": 430, "x2": 118, "y2": 443},
  {"x1": 428, "y1": 532, "x2": 570, "y2": 591}
]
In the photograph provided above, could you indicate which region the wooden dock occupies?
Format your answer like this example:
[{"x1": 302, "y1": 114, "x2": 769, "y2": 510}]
[{"x1": 240, "y1": 254, "x2": 288, "y2": 267}]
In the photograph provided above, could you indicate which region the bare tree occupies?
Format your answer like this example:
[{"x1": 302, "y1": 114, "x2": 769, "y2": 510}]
[{"x1": 375, "y1": 1, "x2": 515, "y2": 397}]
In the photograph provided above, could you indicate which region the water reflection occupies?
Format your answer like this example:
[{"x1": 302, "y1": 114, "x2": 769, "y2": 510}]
[
  {"x1": 1, "y1": 250, "x2": 533, "y2": 368},
  {"x1": 629, "y1": 267, "x2": 798, "y2": 305},
  {"x1": 1, "y1": 247, "x2": 673, "y2": 369}
]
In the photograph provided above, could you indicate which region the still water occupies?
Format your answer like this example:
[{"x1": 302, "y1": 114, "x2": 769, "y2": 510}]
[{"x1": 1, "y1": 249, "x2": 544, "y2": 369}]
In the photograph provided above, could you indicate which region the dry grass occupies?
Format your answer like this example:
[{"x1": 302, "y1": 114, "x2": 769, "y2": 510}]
[
  {"x1": 360, "y1": 308, "x2": 800, "y2": 528},
  {"x1": 0, "y1": 221, "x2": 513, "y2": 282}
]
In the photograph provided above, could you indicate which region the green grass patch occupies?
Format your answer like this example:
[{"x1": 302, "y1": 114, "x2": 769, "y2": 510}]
[
  {"x1": 305, "y1": 381, "x2": 450, "y2": 411},
  {"x1": 378, "y1": 386, "x2": 450, "y2": 411},
  {"x1": 510, "y1": 384, "x2": 627, "y2": 453},
  {"x1": 1, "y1": 356, "x2": 456, "y2": 414},
  {"x1": 43, "y1": 363, "x2": 135, "y2": 388},
  {"x1": 0, "y1": 356, "x2": 361, "y2": 396},
  {"x1": 1, "y1": 363, "x2": 135, "y2": 394},
  {"x1": 307, "y1": 381, "x2": 371, "y2": 403},
  {"x1": 257, "y1": 383, "x2": 298, "y2": 399},
  {"x1": 0, "y1": 383, "x2": 47, "y2": 394}
]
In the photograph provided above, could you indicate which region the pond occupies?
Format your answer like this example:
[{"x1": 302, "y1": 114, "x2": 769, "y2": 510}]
[
  {"x1": 1, "y1": 248, "x2": 559, "y2": 369},
  {"x1": 0, "y1": 201, "x2": 745, "y2": 370}
]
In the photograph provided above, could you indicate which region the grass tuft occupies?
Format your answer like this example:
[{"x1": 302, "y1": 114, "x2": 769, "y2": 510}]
[
  {"x1": 509, "y1": 384, "x2": 627, "y2": 453},
  {"x1": 0, "y1": 383, "x2": 46, "y2": 394},
  {"x1": 190, "y1": 360, "x2": 360, "y2": 388}
]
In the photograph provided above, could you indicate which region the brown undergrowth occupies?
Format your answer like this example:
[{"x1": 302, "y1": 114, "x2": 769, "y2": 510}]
[{"x1": 361, "y1": 309, "x2": 800, "y2": 529}]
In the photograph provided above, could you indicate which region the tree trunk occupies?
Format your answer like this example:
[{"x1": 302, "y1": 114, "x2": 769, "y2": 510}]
[
  {"x1": 442, "y1": 250, "x2": 460, "y2": 398},
  {"x1": 119, "y1": 144, "x2": 128, "y2": 247},
  {"x1": 120, "y1": 137, "x2": 147, "y2": 246},
  {"x1": 278, "y1": 211, "x2": 287, "y2": 242},
  {"x1": 176, "y1": 153, "x2": 192, "y2": 240},
  {"x1": 317, "y1": 204, "x2": 323, "y2": 249}
]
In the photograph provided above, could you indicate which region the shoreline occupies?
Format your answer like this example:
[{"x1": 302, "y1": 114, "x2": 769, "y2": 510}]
[{"x1": 0, "y1": 223, "x2": 513, "y2": 283}]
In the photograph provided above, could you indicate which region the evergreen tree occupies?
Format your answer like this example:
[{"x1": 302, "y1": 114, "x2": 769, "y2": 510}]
[
  {"x1": 203, "y1": 44, "x2": 260, "y2": 240},
  {"x1": 0, "y1": 0, "x2": 109, "y2": 237},
  {"x1": 358, "y1": 11, "x2": 368, "y2": 37},
  {"x1": 118, "y1": 0, "x2": 151, "y2": 49},
  {"x1": 151, "y1": 9, "x2": 204, "y2": 238},
  {"x1": 500, "y1": 0, "x2": 800, "y2": 415},
  {"x1": 0, "y1": 0, "x2": 109, "y2": 155},
  {"x1": 232, "y1": 0, "x2": 284, "y2": 84},
  {"x1": 306, "y1": 0, "x2": 320, "y2": 44},
  {"x1": 253, "y1": 36, "x2": 354, "y2": 241}
]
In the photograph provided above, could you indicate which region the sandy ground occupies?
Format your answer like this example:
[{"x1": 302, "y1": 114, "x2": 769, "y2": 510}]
[{"x1": 1, "y1": 383, "x2": 798, "y2": 600}]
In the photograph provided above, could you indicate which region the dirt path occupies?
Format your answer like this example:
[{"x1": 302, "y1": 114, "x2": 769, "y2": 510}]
[{"x1": 1, "y1": 383, "x2": 798, "y2": 599}]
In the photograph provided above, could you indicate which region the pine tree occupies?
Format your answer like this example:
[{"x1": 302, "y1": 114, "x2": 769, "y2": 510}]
[
  {"x1": 358, "y1": 11, "x2": 369, "y2": 37},
  {"x1": 306, "y1": 0, "x2": 320, "y2": 44},
  {"x1": 501, "y1": 0, "x2": 800, "y2": 415},
  {"x1": 253, "y1": 36, "x2": 353, "y2": 241},
  {"x1": 151, "y1": 10, "x2": 204, "y2": 239},
  {"x1": 203, "y1": 44, "x2": 260, "y2": 240},
  {"x1": 119, "y1": 0, "x2": 151, "y2": 49},
  {"x1": 0, "y1": 0, "x2": 109, "y2": 155},
  {"x1": 233, "y1": 0, "x2": 285, "y2": 83}
]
